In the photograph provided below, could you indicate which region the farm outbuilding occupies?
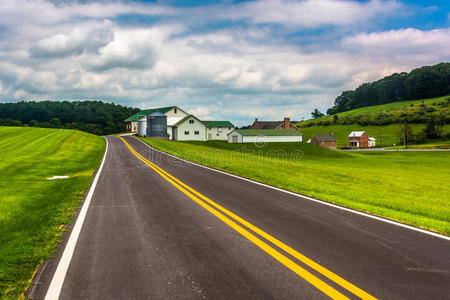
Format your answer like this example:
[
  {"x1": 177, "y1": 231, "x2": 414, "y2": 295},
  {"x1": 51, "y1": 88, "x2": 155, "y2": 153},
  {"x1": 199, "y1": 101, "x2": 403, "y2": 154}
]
[
  {"x1": 171, "y1": 115, "x2": 207, "y2": 141},
  {"x1": 310, "y1": 133, "x2": 336, "y2": 150},
  {"x1": 203, "y1": 121, "x2": 235, "y2": 140},
  {"x1": 228, "y1": 129, "x2": 303, "y2": 143}
]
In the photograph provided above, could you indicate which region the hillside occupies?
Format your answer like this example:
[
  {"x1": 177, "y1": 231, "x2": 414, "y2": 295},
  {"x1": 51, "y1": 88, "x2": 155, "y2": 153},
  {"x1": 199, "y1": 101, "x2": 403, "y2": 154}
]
[
  {"x1": 297, "y1": 96, "x2": 450, "y2": 147},
  {"x1": 0, "y1": 127, "x2": 105, "y2": 299},
  {"x1": 327, "y1": 62, "x2": 450, "y2": 114}
]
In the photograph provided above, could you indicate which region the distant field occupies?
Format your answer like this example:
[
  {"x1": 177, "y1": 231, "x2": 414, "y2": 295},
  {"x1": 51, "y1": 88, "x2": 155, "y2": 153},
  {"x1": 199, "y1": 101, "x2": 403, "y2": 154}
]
[
  {"x1": 300, "y1": 123, "x2": 427, "y2": 147},
  {"x1": 0, "y1": 127, "x2": 105, "y2": 299},
  {"x1": 139, "y1": 138, "x2": 450, "y2": 236}
]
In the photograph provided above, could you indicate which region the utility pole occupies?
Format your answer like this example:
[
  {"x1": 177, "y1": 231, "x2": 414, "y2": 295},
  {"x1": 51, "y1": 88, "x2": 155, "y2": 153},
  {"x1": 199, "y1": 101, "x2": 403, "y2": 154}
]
[
  {"x1": 403, "y1": 128, "x2": 407, "y2": 149},
  {"x1": 379, "y1": 129, "x2": 383, "y2": 148}
]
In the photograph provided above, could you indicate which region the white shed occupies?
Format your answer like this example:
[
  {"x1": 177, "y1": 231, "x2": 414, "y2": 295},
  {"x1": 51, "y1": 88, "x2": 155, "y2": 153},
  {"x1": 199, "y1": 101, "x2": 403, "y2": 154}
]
[
  {"x1": 203, "y1": 121, "x2": 235, "y2": 140},
  {"x1": 172, "y1": 115, "x2": 207, "y2": 141},
  {"x1": 228, "y1": 129, "x2": 303, "y2": 143}
]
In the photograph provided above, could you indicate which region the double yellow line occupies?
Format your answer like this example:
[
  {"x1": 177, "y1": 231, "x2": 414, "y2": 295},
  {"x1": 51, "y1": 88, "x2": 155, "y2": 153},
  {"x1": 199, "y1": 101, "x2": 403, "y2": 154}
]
[{"x1": 116, "y1": 136, "x2": 376, "y2": 300}]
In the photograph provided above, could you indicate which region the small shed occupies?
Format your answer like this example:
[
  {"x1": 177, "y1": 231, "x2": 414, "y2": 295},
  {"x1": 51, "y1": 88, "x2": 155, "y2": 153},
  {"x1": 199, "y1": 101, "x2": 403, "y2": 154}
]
[
  {"x1": 228, "y1": 129, "x2": 303, "y2": 143},
  {"x1": 311, "y1": 133, "x2": 336, "y2": 150},
  {"x1": 368, "y1": 137, "x2": 376, "y2": 147}
]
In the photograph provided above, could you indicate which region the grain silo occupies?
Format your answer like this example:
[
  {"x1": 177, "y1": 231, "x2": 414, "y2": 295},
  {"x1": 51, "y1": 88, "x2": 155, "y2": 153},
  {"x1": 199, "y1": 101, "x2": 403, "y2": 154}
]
[
  {"x1": 137, "y1": 117, "x2": 147, "y2": 137},
  {"x1": 147, "y1": 112, "x2": 169, "y2": 139}
]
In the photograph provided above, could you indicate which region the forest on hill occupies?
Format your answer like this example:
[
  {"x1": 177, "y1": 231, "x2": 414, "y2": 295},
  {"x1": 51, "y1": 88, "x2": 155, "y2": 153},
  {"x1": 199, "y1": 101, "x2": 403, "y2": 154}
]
[
  {"x1": 0, "y1": 100, "x2": 139, "y2": 135},
  {"x1": 327, "y1": 62, "x2": 450, "y2": 115}
]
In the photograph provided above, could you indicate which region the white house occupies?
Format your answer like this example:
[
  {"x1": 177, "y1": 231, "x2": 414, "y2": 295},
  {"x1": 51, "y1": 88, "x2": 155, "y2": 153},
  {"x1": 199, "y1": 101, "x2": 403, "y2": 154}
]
[
  {"x1": 228, "y1": 129, "x2": 303, "y2": 143},
  {"x1": 203, "y1": 121, "x2": 235, "y2": 140},
  {"x1": 368, "y1": 137, "x2": 376, "y2": 147},
  {"x1": 171, "y1": 115, "x2": 207, "y2": 141}
]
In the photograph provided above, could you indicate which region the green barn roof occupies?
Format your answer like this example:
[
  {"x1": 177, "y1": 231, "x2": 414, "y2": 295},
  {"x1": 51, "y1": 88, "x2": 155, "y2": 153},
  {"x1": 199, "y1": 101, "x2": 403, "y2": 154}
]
[
  {"x1": 124, "y1": 106, "x2": 176, "y2": 122},
  {"x1": 235, "y1": 129, "x2": 302, "y2": 136},
  {"x1": 202, "y1": 121, "x2": 234, "y2": 127}
]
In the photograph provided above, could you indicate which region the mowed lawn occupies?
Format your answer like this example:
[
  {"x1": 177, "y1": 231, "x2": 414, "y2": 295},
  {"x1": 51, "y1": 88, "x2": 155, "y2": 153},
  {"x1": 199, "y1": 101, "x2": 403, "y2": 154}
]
[
  {"x1": 139, "y1": 138, "x2": 450, "y2": 235},
  {"x1": 0, "y1": 127, "x2": 105, "y2": 299}
]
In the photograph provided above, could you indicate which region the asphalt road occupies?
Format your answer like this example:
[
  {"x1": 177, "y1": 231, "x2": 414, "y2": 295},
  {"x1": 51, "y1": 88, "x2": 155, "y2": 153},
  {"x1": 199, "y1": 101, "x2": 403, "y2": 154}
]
[{"x1": 29, "y1": 136, "x2": 450, "y2": 299}]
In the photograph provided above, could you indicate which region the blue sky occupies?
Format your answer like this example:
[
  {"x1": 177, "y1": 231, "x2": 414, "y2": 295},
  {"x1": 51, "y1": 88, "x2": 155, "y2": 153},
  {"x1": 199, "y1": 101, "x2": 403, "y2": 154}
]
[{"x1": 0, "y1": 0, "x2": 449, "y2": 124}]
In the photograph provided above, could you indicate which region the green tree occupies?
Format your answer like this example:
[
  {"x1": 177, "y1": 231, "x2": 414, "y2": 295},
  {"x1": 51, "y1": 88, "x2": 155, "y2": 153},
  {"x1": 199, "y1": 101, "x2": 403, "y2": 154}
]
[
  {"x1": 311, "y1": 109, "x2": 325, "y2": 119},
  {"x1": 49, "y1": 117, "x2": 62, "y2": 127}
]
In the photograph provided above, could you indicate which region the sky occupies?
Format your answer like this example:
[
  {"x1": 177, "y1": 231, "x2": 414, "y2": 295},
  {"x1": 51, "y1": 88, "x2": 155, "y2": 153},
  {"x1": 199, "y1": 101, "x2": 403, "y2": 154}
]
[{"x1": 0, "y1": 0, "x2": 449, "y2": 125}]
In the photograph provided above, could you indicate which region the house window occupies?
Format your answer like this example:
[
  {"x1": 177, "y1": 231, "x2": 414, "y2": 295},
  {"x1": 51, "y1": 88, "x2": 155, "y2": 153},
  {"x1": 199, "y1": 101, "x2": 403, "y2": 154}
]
[
  {"x1": 174, "y1": 108, "x2": 177, "y2": 113},
  {"x1": 194, "y1": 131, "x2": 199, "y2": 135},
  {"x1": 184, "y1": 131, "x2": 189, "y2": 135},
  {"x1": 216, "y1": 133, "x2": 219, "y2": 136},
  {"x1": 228, "y1": 127, "x2": 231, "y2": 130},
  {"x1": 208, "y1": 127, "x2": 211, "y2": 130},
  {"x1": 218, "y1": 127, "x2": 222, "y2": 133},
  {"x1": 189, "y1": 119, "x2": 194, "y2": 124}
]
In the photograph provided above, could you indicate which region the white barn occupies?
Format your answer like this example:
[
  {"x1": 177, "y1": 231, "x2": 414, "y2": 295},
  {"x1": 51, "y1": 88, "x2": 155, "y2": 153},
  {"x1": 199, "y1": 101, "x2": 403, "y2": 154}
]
[
  {"x1": 228, "y1": 129, "x2": 303, "y2": 143},
  {"x1": 203, "y1": 121, "x2": 235, "y2": 140},
  {"x1": 171, "y1": 115, "x2": 207, "y2": 141}
]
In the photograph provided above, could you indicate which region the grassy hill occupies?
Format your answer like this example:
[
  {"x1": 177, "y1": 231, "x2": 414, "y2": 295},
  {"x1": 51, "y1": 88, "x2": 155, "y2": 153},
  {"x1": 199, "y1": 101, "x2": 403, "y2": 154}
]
[
  {"x1": 138, "y1": 137, "x2": 450, "y2": 236},
  {"x1": 296, "y1": 96, "x2": 450, "y2": 147},
  {"x1": 0, "y1": 127, "x2": 105, "y2": 299}
]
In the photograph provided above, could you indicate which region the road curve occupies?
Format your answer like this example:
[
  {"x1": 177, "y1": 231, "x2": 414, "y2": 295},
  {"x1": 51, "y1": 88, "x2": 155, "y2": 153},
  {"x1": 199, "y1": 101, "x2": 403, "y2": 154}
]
[{"x1": 28, "y1": 136, "x2": 450, "y2": 299}]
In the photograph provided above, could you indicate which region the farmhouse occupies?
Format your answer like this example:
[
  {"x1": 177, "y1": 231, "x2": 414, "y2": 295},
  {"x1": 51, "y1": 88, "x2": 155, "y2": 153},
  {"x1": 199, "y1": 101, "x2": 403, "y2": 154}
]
[
  {"x1": 228, "y1": 129, "x2": 303, "y2": 143},
  {"x1": 203, "y1": 121, "x2": 235, "y2": 140},
  {"x1": 251, "y1": 117, "x2": 299, "y2": 131},
  {"x1": 348, "y1": 131, "x2": 376, "y2": 148},
  {"x1": 310, "y1": 133, "x2": 336, "y2": 150}
]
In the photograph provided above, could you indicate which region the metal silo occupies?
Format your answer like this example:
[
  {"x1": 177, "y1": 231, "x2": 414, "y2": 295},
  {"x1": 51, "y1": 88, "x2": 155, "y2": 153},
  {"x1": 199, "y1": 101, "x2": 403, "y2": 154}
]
[
  {"x1": 147, "y1": 111, "x2": 169, "y2": 138},
  {"x1": 137, "y1": 117, "x2": 147, "y2": 137}
]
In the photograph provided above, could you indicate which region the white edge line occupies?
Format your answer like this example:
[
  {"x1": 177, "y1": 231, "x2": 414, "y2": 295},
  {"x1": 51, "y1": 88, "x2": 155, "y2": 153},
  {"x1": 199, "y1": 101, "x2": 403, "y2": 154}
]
[
  {"x1": 133, "y1": 136, "x2": 450, "y2": 241},
  {"x1": 44, "y1": 137, "x2": 109, "y2": 300}
]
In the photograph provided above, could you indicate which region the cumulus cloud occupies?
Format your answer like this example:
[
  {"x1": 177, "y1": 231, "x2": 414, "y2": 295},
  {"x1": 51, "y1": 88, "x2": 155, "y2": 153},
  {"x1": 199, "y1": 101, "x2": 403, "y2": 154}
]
[
  {"x1": 87, "y1": 29, "x2": 159, "y2": 71},
  {"x1": 342, "y1": 28, "x2": 450, "y2": 57},
  {"x1": 30, "y1": 22, "x2": 113, "y2": 58}
]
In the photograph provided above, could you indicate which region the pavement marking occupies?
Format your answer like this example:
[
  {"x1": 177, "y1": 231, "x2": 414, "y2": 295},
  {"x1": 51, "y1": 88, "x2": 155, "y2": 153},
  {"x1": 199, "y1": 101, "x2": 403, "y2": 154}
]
[
  {"x1": 134, "y1": 136, "x2": 450, "y2": 242},
  {"x1": 118, "y1": 136, "x2": 376, "y2": 300},
  {"x1": 44, "y1": 137, "x2": 109, "y2": 300}
]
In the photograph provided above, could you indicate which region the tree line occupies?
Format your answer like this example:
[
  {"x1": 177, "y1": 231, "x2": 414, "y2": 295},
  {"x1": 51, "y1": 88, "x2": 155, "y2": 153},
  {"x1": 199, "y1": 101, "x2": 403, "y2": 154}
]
[
  {"x1": 0, "y1": 100, "x2": 139, "y2": 135},
  {"x1": 327, "y1": 62, "x2": 450, "y2": 115}
]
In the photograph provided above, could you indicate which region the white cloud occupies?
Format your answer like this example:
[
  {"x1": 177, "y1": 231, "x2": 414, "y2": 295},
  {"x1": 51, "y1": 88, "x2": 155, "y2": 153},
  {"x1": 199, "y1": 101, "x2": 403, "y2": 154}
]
[
  {"x1": 87, "y1": 29, "x2": 160, "y2": 71},
  {"x1": 234, "y1": 0, "x2": 403, "y2": 28},
  {"x1": 343, "y1": 28, "x2": 450, "y2": 55},
  {"x1": 30, "y1": 21, "x2": 113, "y2": 58}
]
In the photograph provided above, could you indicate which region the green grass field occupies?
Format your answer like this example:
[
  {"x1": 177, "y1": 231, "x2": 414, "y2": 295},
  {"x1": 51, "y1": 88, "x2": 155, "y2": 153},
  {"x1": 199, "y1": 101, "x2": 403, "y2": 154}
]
[
  {"x1": 299, "y1": 123, "x2": 450, "y2": 147},
  {"x1": 0, "y1": 127, "x2": 105, "y2": 299},
  {"x1": 297, "y1": 96, "x2": 449, "y2": 126},
  {"x1": 139, "y1": 138, "x2": 450, "y2": 236}
]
